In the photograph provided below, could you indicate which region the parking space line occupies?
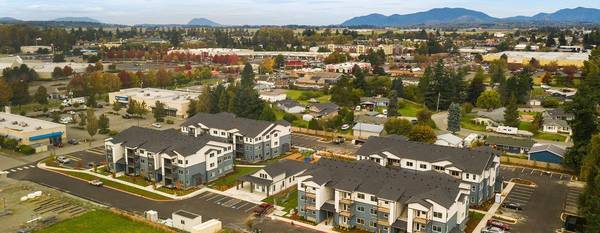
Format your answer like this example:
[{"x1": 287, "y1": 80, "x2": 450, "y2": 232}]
[
  {"x1": 17, "y1": 168, "x2": 23, "y2": 171},
  {"x1": 224, "y1": 199, "x2": 240, "y2": 207},
  {"x1": 207, "y1": 194, "x2": 221, "y2": 201},
  {"x1": 2, "y1": 170, "x2": 9, "y2": 174},
  {"x1": 244, "y1": 205, "x2": 257, "y2": 212},
  {"x1": 236, "y1": 202, "x2": 249, "y2": 209},
  {"x1": 215, "y1": 196, "x2": 229, "y2": 203},
  {"x1": 10, "y1": 169, "x2": 16, "y2": 172},
  {"x1": 23, "y1": 166, "x2": 29, "y2": 169},
  {"x1": 199, "y1": 192, "x2": 214, "y2": 199},
  {"x1": 29, "y1": 165, "x2": 35, "y2": 168}
]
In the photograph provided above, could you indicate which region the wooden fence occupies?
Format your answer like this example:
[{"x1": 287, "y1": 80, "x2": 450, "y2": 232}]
[{"x1": 500, "y1": 156, "x2": 574, "y2": 174}]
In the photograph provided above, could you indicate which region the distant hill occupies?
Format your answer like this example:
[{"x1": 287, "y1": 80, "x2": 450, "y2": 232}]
[
  {"x1": 0, "y1": 17, "x2": 21, "y2": 23},
  {"x1": 52, "y1": 17, "x2": 101, "y2": 23},
  {"x1": 342, "y1": 7, "x2": 600, "y2": 27},
  {"x1": 187, "y1": 18, "x2": 220, "y2": 26}
]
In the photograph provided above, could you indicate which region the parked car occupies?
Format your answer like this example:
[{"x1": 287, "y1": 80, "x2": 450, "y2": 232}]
[
  {"x1": 88, "y1": 179, "x2": 103, "y2": 186},
  {"x1": 253, "y1": 203, "x2": 274, "y2": 217},
  {"x1": 333, "y1": 136, "x2": 345, "y2": 144},
  {"x1": 501, "y1": 202, "x2": 523, "y2": 211},
  {"x1": 56, "y1": 156, "x2": 71, "y2": 164},
  {"x1": 482, "y1": 226, "x2": 505, "y2": 233},
  {"x1": 340, "y1": 124, "x2": 350, "y2": 130},
  {"x1": 53, "y1": 142, "x2": 64, "y2": 148},
  {"x1": 487, "y1": 220, "x2": 510, "y2": 231},
  {"x1": 67, "y1": 139, "x2": 79, "y2": 145},
  {"x1": 152, "y1": 123, "x2": 162, "y2": 128}
]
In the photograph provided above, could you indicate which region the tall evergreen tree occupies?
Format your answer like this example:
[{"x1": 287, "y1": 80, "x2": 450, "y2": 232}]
[
  {"x1": 467, "y1": 67, "x2": 486, "y2": 103},
  {"x1": 240, "y1": 63, "x2": 255, "y2": 88},
  {"x1": 504, "y1": 94, "x2": 520, "y2": 127},
  {"x1": 259, "y1": 104, "x2": 277, "y2": 122},
  {"x1": 447, "y1": 102, "x2": 461, "y2": 133},
  {"x1": 565, "y1": 85, "x2": 599, "y2": 171},
  {"x1": 388, "y1": 90, "x2": 398, "y2": 117},
  {"x1": 391, "y1": 78, "x2": 404, "y2": 98}
]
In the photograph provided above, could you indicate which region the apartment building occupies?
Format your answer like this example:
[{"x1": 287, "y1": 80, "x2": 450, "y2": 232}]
[
  {"x1": 356, "y1": 136, "x2": 500, "y2": 206},
  {"x1": 297, "y1": 159, "x2": 470, "y2": 233},
  {"x1": 181, "y1": 112, "x2": 292, "y2": 163},
  {"x1": 105, "y1": 126, "x2": 234, "y2": 189}
]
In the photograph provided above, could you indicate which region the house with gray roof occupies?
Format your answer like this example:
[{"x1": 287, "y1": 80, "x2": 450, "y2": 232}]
[
  {"x1": 237, "y1": 159, "x2": 307, "y2": 197},
  {"x1": 105, "y1": 126, "x2": 234, "y2": 189},
  {"x1": 297, "y1": 159, "x2": 470, "y2": 233},
  {"x1": 485, "y1": 135, "x2": 536, "y2": 154},
  {"x1": 307, "y1": 103, "x2": 340, "y2": 118},
  {"x1": 356, "y1": 135, "x2": 500, "y2": 207},
  {"x1": 181, "y1": 112, "x2": 292, "y2": 163},
  {"x1": 542, "y1": 108, "x2": 573, "y2": 135},
  {"x1": 276, "y1": 99, "x2": 305, "y2": 114}
]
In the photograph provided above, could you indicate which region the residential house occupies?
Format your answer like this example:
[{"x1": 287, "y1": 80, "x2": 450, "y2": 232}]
[
  {"x1": 276, "y1": 100, "x2": 305, "y2": 114},
  {"x1": 297, "y1": 159, "x2": 470, "y2": 233},
  {"x1": 181, "y1": 112, "x2": 292, "y2": 163},
  {"x1": 353, "y1": 123, "x2": 384, "y2": 139},
  {"x1": 360, "y1": 97, "x2": 390, "y2": 110},
  {"x1": 308, "y1": 103, "x2": 340, "y2": 118},
  {"x1": 528, "y1": 144, "x2": 566, "y2": 164},
  {"x1": 105, "y1": 127, "x2": 234, "y2": 189},
  {"x1": 485, "y1": 136, "x2": 536, "y2": 154},
  {"x1": 237, "y1": 159, "x2": 307, "y2": 197},
  {"x1": 356, "y1": 135, "x2": 500, "y2": 206},
  {"x1": 542, "y1": 108, "x2": 574, "y2": 135},
  {"x1": 259, "y1": 89, "x2": 288, "y2": 103},
  {"x1": 435, "y1": 133, "x2": 464, "y2": 148}
]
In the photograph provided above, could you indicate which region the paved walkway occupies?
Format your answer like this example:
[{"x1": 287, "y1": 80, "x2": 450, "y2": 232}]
[
  {"x1": 269, "y1": 215, "x2": 336, "y2": 233},
  {"x1": 223, "y1": 185, "x2": 266, "y2": 203},
  {"x1": 473, "y1": 182, "x2": 516, "y2": 233}
]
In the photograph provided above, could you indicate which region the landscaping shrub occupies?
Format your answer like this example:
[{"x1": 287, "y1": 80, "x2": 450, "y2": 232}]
[
  {"x1": 166, "y1": 119, "x2": 174, "y2": 124},
  {"x1": 17, "y1": 145, "x2": 35, "y2": 155}
]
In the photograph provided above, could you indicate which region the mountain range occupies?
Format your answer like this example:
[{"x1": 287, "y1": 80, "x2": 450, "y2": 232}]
[
  {"x1": 342, "y1": 7, "x2": 600, "y2": 27},
  {"x1": 52, "y1": 17, "x2": 101, "y2": 23},
  {"x1": 187, "y1": 18, "x2": 220, "y2": 26}
]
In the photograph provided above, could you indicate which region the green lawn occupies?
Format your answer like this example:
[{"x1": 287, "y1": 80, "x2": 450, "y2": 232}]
[
  {"x1": 465, "y1": 211, "x2": 485, "y2": 233},
  {"x1": 12, "y1": 100, "x2": 62, "y2": 114},
  {"x1": 207, "y1": 166, "x2": 262, "y2": 191},
  {"x1": 58, "y1": 170, "x2": 171, "y2": 200},
  {"x1": 285, "y1": 90, "x2": 331, "y2": 105},
  {"x1": 38, "y1": 209, "x2": 170, "y2": 233},
  {"x1": 397, "y1": 100, "x2": 423, "y2": 117},
  {"x1": 461, "y1": 114, "x2": 486, "y2": 132},
  {"x1": 518, "y1": 121, "x2": 533, "y2": 131},
  {"x1": 534, "y1": 132, "x2": 567, "y2": 142},
  {"x1": 116, "y1": 175, "x2": 150, "y2": 187},
  {"x1": 262, "y1": 188, "x2": 298, "y2": 213}
]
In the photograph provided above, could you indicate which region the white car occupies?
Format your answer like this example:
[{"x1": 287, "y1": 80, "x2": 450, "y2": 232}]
[
  {"x1": 152, "y1": 123, "x2": 162, "y2": 128},
  {"x1": 88, "y1": 179, "x2": 103, "y2": 186},
  {"x1": 56, "y1": 156, "x2": 71, "y2": 164},
  {"x1": 341, "y1": 124, "x2": 350, "y2": 130}
]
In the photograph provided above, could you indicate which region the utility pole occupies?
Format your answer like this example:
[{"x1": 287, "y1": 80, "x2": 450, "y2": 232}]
[{"x1": 436, "y1": 92, "x2": 441, "y2": 112}]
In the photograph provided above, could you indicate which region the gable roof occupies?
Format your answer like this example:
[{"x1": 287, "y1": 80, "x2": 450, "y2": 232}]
[
  {"x1": 182, "y1": 112, "x2": 289, "y2": 137},
  {"x1": 277, "y1": 99, "x2": 303, "y2": 109},
  {"x1": 301, "y1": 159, "x2": 463, "y2": 208},
  {"x1": 109, "y1": 126, "x2": 226, "y2": 156},
  {"x1": 353, "y1": 122, "x2": 384, "y2": 133},
  {"x1": 436, "y1": 133, "x2": 464, "y2": 145},
  {"x1": 357, "y1": 135, "x2": 498, "y2": 174},
  {"x1": 529, "y1": 144, "x2": 566, "y2": 157},
  {"x1": 261, "y1": 159, "x2": 308, "y2": 178}
]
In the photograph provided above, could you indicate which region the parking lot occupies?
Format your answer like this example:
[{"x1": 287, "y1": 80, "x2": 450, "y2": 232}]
[
  {"x1": 292, "y1": 133, "x2": 359, "y2": 155},
  {"x1": 57, "y1": 147, "x2": 106, "y2": 169},
  {"x1": 195, "y1": 191, "x2": 259, "y2": 214},
  {"x1": 498, "y1": 165, "x2": 574, "y2": 233}
]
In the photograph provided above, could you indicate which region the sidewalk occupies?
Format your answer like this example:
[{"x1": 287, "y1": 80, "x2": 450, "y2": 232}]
[
  {"x1": 473, "y1": 182, "x2": 516, "y2": 233},
  {"x1": 269, "y1": 215, "x2": 336, "y2": 233}
]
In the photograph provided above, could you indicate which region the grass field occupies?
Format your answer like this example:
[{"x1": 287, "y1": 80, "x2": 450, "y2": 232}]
[
  {"x1": 207, "y1": 166, "x2": 262, "y2": 191},
  {"x1": 464, "y1": 211, "x2": 485, "y2": 233},
  {"x1": 262, "y1": 188, "x2": 298, "y2": 214},
  {"x1": 397, "y1": 100, "x2": 423, "y2": 117},
  {"x1": 534, "y1": 132, "x2": 567, "y2": 142},
  {"x1": 285, "y1": 90, "x2": 331, "y2": 105},
  {"x1": 461, "y1": 114, "x2": 487, "y2": 132},
  {"x1": 38, "y1": 209, "x2": 170, "y2": 233}
]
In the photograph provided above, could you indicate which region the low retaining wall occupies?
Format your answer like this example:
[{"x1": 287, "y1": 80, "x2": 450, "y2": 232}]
[{"x1": 500, "y1": 156, "x2": 573, "y2": 173}]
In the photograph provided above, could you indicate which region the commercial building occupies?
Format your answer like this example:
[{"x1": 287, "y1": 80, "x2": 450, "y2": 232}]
[
  {"x1": 483, "y1": 51, "x2": 589, "y2": 67},
  {"x1": 20, "y1": 46, "x2": 52, "y2": 54},
  {"x1": 108, "y1": 88, "x2": 196, "y2": 118},
  {"x1": 105, "y1": 127, "x2": 234, "y2": 189},
  {"x1": 325, "y1": 62, "x2": 371, "y2": 73},
  {"x1": 0, "y1": 111, "x2": 67, "y2": 146},
  {"x1": 356, "y1": 135, "x2": 500, "y2": 206},
  {"x1": 297, "y1": 158, "x2": 470, "y2": 233},
  {"x1": 167, "y1": 48, "x2": 330, "y2": 61},
  {"x1": 181, "y1": 112, "x2": 292, "y2": 163}
]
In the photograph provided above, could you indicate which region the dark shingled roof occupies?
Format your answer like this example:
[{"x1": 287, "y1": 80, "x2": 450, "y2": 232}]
[
  {"x1": 357, "y1": 136, "x2": 498, "y2": 174},
  {"x1": 182, "y1": 112, "x2": 289, "y2": 137},
  {"x1": 301, "y1": 159, "x2": 463, "y2": 208},
  {"x1": 262, "y1": 160, "x2": 307, "y2": 178},
  {"x1": 109, "y1": 126, "x2": 226, "y2": 156},
  {"x1": 486, "y1": 135, "x2": 536, "y2": 149}
]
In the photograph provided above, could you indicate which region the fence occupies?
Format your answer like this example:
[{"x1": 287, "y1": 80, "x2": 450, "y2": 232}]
[
  {"x1": 291, "y1": 127, "x2": 356, "y2": 140},
  {"x1": 500, "y1": 156, "x2": 573, "y2": 174}
]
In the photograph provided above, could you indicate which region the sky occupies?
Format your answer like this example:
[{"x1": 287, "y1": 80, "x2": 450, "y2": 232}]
[{"x1": 1, "y1": 0, "x2": 600, "y2": 25}]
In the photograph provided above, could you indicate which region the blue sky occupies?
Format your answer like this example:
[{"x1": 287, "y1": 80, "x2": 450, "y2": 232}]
[{"x1": 1, "y1": 0, "x2": 600, "y2": 25}]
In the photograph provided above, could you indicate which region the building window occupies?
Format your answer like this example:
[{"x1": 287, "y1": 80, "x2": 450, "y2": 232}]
[
  {"x1": 370, "y1": 208, "x2": 377, "y2": 215},
  {"x1": 420, "y1": 164, "x2": 427, "y2": 169},
  {"x1": 369, "y1": 221, "x2": 377, "y2": 228},
  {"x1": 466, "y1": 173, "x2": 470, "y2": 179},
  {"x1": 433, "y1": 225, "x2": 442, "y2": 232},
  {"x1": 370, "y1": 196, "x2": 377, "y2": 202},
  {"x1": 357, "y1": 218, "x2": 365, "y2": 225},
  {"x1": 434, "y1": 165, "x2": 444, "y2": 171},
  {"x1": 471, "y1": 185, "x2": 476, "y2": 191},
  {"x1": 450, "y1": 170, "x2": 460, "y2": 176},
  {"x1": 181, "y1": 220, "x2": 185, "y2": 224},
  {"x1": 357, "y1": 206, "x2": 364, "y2": 212},
  {"x1": 210, "y1": 153, "x2": 214, "y2": 158},
  {"x1": 357, "y1": 193, "x2": 365, "y2": 199},
  {"x1": 433, "y1": 212, "x2": 443, "y2": 218},
  {"x1": 405, "y1": 161, "x2": 413, "y2": 167}
]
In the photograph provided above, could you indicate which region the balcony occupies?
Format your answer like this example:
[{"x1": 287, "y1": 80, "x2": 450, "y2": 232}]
[
  {"x1": 377, "y1": 219, "x2": 390, "y2": 226},
  {"x1": 377, "y1": 206, "x2": 390, "y2": 213},
  {"x1": 305, "y1": 204, "x2": 317, "y2": 211},
  {"x1": 413, "y1": 216, "x2": 428, "y2": 224},
  {"x1": 339, "y1": 210, "x2": 353, "y2": 217},
  {"x1": 305, "y1": 192, "x2": 316, "y2": 199},
  {"x1": 340, "y1": 197, "x2": 353, "y2": 205}
]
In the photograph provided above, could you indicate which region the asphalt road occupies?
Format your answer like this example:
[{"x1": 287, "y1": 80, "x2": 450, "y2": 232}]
[
  {"x1": 292, "y1": 133, "x2": 359, "y2": 155},
  {"x1": 6, "y1": 164, "x2": 315, "y2": 232},
  {"x1": 499, "y1": 166, "x2": 575, "y2": 233}
]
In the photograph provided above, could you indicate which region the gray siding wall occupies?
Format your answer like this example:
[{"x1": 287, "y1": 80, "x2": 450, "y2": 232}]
[{"x1": 353, "y1": 202, "x2": 378, "y2": 232}]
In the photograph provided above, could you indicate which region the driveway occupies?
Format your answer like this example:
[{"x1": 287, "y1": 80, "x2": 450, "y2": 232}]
[
  {"x1": 6, "y1": 164, "x2": 311, "y2": 232},
  {"x1": 498, "y1": 166, "x2": 575, "y2": 233}
]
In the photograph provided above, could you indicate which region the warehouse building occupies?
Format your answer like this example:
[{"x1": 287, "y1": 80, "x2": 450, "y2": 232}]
[{"x1": 108, "y1": 88, "x2": 196, "y2": 118}]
